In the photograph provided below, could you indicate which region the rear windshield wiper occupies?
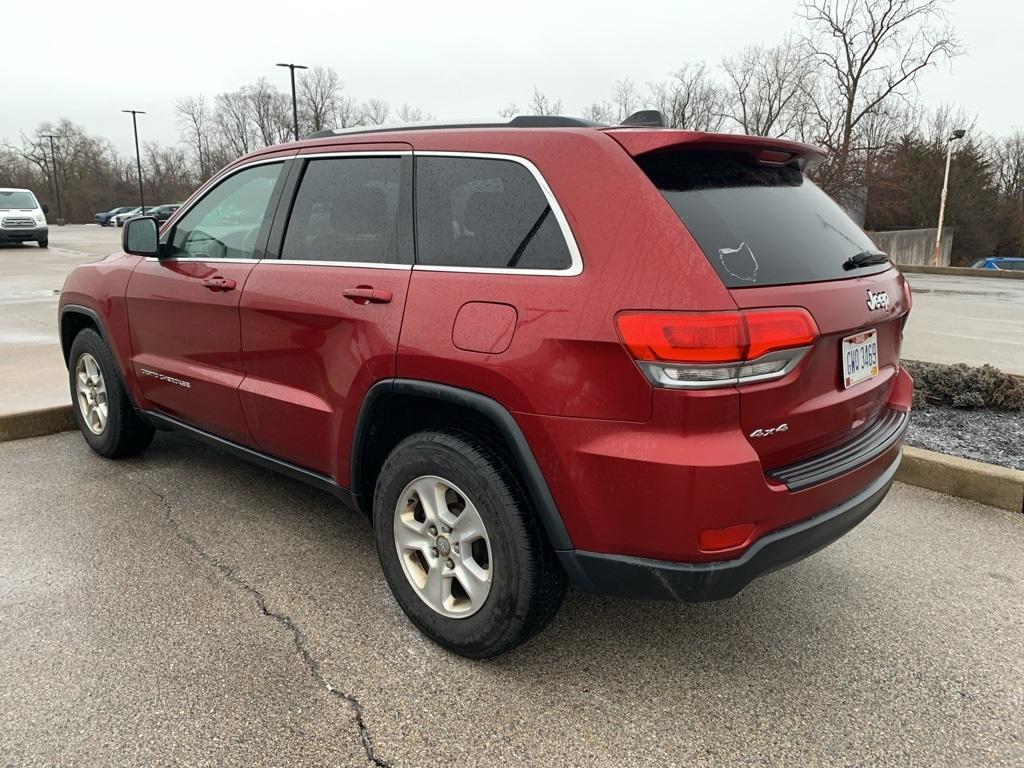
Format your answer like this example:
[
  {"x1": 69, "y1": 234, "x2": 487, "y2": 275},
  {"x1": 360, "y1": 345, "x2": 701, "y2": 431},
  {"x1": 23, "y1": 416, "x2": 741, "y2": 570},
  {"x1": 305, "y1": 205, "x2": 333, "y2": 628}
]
[{"x1": 843, "y1": 250, "x2": 889, "y2": 270}]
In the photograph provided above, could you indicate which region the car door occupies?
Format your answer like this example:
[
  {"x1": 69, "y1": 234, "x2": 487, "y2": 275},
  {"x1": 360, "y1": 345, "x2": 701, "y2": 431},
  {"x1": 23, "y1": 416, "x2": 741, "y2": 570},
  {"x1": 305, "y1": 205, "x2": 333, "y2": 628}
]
[
  {"x1": 238, "y1": 144, "x2": 414, "y2": 479},
  {"x1": 125, "y1": 157, "x2": 291, "y2": 446}
]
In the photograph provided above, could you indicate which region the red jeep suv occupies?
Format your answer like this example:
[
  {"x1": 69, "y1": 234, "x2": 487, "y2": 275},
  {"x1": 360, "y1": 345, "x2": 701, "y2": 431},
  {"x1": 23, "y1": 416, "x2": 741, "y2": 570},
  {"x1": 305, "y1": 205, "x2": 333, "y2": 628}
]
[{"x1": 59, "y1": 114, "x2": 912, "y2": 657}]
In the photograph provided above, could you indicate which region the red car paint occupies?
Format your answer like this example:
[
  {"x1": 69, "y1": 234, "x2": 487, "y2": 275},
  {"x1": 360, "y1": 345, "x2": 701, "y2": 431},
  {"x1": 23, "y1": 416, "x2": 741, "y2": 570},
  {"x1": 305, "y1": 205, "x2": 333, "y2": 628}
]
[{"x1": 60, "y1": 123, "x2": 911, "y2": 588}]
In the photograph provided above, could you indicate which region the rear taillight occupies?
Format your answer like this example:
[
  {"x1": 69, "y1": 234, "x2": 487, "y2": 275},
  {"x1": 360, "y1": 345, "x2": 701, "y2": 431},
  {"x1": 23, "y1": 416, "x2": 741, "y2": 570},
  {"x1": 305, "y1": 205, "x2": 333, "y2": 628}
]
[
  {"x1": 900, "y1": 279, "x2": 912, "y2": 336},
  {"x1": 616, "y1": 308, "x2": 817, "y2": 389}
]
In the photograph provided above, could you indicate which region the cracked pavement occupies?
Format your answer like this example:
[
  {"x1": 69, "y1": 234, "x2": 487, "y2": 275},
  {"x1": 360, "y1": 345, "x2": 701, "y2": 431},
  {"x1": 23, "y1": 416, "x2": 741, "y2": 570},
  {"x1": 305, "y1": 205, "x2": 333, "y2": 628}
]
[{"x1": 2, "y1": 431, "x2": 1023, "y2": 766}]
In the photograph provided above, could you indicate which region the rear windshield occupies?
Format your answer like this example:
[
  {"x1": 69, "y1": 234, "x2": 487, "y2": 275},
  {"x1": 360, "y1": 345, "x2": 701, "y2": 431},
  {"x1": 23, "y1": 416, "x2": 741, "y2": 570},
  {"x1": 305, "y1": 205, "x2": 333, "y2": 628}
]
[
  {"x1": 637, "y1": 151, "x2": 889, "y2": 288},
  {"x1": 0, "y1": 190, "x2": 38, "y2": 210}
]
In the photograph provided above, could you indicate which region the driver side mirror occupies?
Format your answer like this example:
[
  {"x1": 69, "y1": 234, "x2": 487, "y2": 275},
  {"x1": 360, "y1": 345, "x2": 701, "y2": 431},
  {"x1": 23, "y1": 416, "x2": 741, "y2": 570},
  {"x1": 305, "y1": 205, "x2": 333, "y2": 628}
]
[
  {"x1": 40, "y1": 203, "x2": 49, "y2": 214},
  {"x1": 123, "y1": 216, "x2": 160, "y2": 257}
]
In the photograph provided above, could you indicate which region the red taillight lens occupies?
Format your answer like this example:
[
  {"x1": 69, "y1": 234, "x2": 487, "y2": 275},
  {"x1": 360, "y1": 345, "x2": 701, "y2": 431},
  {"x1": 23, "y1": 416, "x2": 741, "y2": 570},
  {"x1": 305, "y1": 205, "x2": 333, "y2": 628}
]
[
  {"x1": 745, "y1": 309, "x2": 818, "y2": 360},
  {"x1": 617, "y1": 309, "x2": 817, "y2": 364},
  {"x1": 617, "y1": 313, "x2": 746, "y2": 363},
  {"x1": 698, "y1": 522, "x2": 756, "y2": 552},
  {"x1": 901, "y1": 279, "x2": 913, "y2": 310}
]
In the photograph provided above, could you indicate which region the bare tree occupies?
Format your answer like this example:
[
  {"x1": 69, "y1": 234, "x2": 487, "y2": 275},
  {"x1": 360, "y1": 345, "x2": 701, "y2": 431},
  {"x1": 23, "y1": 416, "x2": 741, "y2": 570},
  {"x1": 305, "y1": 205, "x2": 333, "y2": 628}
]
[
  {"x1": 581, "y1": 101, "x2": 615, "y2": 124},
  {"x1": 396, "y1": 103, "x2": 432, "y2": 123},
  {"x1": 611, "y1": 78, "x2": 641, "y2": 122},
  {"x1": 335, "y1": 94, "x2": 360, "y2": 128},
  {"x1": 247, "y1": 78, "x2": 292, "y2": 146},
  {"x1": 213, "y1": 89, "x2": 255, "y2": 157},
  {"x1": 721, "y1": 36, "x2": 812, "y2": 137},
  {"x1": 174, "y1": 95, "x2": 212, "y2": 179},
  {"x1": 299, "y1": 65, "x2": 342, "y2": 133},
  {"x1": 993, "y1": 129, "x2": 1024, "y2": 202},
  {"x1": 359, "y1": 98, "x2": 390, "y2": 126},
  {"x1": 800, "y1": 0, "x2": 962, "y2": 193},
  {"x1": 528, "y1": 87, "x2": 562, "y2": 116},
  {"x1": 649, "y1": 64, "x2": 725, "y2": 131}
]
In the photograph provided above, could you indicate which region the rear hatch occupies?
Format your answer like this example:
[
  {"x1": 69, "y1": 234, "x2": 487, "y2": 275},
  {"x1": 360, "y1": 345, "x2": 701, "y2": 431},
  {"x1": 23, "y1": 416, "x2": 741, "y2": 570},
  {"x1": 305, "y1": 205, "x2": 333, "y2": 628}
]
[{"x1": 617, "y1": 131, "x2": 909, "y2": 469}]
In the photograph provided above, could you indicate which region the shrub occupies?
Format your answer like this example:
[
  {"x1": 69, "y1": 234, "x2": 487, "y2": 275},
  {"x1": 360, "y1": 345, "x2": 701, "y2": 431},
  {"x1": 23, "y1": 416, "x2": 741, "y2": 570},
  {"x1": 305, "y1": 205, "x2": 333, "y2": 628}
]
[{"x1": 904, "y1": 360, "x2": 1024, "y2": 411}]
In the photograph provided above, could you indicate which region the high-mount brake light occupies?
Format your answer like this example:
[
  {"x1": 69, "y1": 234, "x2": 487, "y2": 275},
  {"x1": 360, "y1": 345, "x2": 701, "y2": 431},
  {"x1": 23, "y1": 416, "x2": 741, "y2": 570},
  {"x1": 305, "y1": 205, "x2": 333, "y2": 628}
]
[{"x1": 616, "y1": 308, "x2": 818, "y2": 389}]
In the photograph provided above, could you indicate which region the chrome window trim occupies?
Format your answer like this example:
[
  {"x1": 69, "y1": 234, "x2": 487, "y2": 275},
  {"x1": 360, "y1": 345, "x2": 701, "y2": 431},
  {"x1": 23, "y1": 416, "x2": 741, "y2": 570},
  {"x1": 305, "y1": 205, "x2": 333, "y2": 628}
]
[
  {"x1": 297, "y1": 150, "x2": 411, "y2": 158},
  {"x1": 412, "y1": 151, "x2": 583, "y2": 277},
  {"x1": 266, "y1": 260, "x2": 412, "y2": 270},
  {"x1": 147, "y1": 156, "x2": 289, "y2": 262}
]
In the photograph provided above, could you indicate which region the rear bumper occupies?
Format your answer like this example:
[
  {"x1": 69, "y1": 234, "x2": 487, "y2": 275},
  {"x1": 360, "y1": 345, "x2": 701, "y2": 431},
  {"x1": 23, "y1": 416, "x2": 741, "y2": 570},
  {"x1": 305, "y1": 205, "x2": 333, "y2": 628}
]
[
  {"x1": 0, "y1": 226, "x2": 46, "y2": 243},
  {"x1": 559, "y1": 452, "x2": 900, "y2": 601}
]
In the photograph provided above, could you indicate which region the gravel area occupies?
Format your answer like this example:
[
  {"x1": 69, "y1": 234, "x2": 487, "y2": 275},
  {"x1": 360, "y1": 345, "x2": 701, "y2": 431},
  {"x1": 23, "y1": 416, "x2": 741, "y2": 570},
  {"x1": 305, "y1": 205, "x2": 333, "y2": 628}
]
[{"x1": 907, "y1": 405, "x2": 1024, "y2": 470}]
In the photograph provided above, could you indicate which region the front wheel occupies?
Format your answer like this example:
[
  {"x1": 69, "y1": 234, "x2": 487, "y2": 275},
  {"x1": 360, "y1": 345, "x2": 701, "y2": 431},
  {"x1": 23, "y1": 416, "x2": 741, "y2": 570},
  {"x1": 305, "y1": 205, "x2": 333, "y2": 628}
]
[
  {"x1": 68, "y1": 328, "x2": 154, "y2": 458},
  {"x1": 373, "y1": 429, "x2": 566, "y2": 658},
  {"x1": 38, "y1": 238, "x2": 48, "y2": 248}
]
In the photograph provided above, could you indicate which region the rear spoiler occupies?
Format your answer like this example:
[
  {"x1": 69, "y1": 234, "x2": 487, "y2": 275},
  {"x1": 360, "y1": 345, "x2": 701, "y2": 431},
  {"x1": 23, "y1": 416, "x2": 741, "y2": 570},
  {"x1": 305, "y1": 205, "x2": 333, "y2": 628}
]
[{"x1": 605, "y1": 129, "x2": 827, "y2": 169}]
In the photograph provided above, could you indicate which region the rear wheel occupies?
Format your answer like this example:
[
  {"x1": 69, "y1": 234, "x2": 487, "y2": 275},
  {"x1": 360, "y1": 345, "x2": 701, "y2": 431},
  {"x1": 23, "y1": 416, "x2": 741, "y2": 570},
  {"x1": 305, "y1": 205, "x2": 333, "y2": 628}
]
[
  {"x1": 373, "y1": 428, "x2": 566, "y2": 658},
  {"x1": 68, "y1": 328, "x2": 154, "y2": 458}
]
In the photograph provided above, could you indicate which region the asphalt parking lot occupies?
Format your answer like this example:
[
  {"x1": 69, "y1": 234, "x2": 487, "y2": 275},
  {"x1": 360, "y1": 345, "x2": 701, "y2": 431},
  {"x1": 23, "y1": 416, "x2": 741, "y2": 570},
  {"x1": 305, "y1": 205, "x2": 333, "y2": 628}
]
[
  {"x1": 902, "y1": 272, "x2": 1024, "y2": 375},
  {"x1": 1, "y1": 431, "x2": 1022, "y2": 767}
]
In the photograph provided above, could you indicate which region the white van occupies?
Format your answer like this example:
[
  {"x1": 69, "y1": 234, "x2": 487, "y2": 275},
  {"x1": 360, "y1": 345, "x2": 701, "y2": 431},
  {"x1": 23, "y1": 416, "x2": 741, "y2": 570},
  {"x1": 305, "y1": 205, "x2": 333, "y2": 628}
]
[{"x1": 0, "y1": 188, "x2": 49, "y2": 247}]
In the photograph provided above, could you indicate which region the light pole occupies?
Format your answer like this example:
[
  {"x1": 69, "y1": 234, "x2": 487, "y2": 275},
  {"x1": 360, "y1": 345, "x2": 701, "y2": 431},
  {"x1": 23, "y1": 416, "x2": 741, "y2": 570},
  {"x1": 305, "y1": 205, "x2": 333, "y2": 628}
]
[
  {"x1": 122, "y1": 109, "x2": 146, "y2": 213},
  {"x1": 932, "y1": 128, "x2": 966, "y2": 266},
  {"x1": 41, "y1": 134, "x2": 65, "y2": 225},
  {"x1": 276, "y1": 62, "x2": 308, "y2": 141}
]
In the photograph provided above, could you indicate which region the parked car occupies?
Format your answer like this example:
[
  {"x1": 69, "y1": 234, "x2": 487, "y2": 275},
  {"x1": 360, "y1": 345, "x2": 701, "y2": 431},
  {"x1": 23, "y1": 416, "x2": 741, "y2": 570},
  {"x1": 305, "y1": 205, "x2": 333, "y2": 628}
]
[
  {"x1": 0, "y1": 187, "x2": 48, "y2": 247},
  {"x1": 149, "y1": 204, "x2": 181, "y2": 223},
  {"x1": 95, "y1": 207, "x2": 136, "y2": 227},
  {"x1": 970, "y1": 257, "x2": 1024, "y2": 271},
  {"x1": 113, "y1": 206, "x2": 150, "y2": 227},
  {"x1": 58, "y1": 113, "x2": 913, "y2": 657}
]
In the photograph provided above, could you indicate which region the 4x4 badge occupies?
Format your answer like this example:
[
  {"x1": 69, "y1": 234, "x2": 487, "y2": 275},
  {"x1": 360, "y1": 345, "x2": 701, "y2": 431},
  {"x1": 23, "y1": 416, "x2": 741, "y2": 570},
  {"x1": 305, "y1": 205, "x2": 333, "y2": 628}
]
[{"x1": 866, "y1": 289, "x2": 890, "y2": 311}]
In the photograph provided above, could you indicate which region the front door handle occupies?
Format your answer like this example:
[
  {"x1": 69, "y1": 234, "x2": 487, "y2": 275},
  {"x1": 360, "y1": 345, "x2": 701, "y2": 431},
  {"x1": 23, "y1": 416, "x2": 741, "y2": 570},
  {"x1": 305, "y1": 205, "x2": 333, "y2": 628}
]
[
  {"x1": 342, "y1": 286, "x2": 393, "y2": 305},
  {"x1": 202, "y1": 276, "x2": 237, "y2": 292}
]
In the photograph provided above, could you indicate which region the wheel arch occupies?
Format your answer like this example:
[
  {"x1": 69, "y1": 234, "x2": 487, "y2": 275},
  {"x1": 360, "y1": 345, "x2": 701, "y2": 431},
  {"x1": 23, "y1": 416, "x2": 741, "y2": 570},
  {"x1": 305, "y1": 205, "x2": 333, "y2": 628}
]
[
  {"x1": 60, "y1": 304, "x2": 107, "y2": 365},
  {"x1": 351, "y1": 379, "x2": 573, "y2": 551},
  {"x1": 60, "y1": 304, "x2": 139, "y2": 408}
]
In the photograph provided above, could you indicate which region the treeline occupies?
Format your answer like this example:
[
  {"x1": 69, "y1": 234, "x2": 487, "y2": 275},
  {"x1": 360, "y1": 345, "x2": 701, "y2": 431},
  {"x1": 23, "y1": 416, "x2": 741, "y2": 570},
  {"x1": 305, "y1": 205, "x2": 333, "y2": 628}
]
[{"x1": 2, "y1": 0, "x2": 1023, "y2": 262}]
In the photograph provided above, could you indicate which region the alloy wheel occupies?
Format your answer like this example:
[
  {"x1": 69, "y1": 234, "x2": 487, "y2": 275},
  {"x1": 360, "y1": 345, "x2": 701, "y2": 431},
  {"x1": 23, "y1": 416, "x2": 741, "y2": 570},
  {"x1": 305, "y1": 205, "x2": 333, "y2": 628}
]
[
  {"x1": 393, "y1": 475, "x2": 493, "y2": 618},
  {"x1": 75, "y1": 352, "x2": 108, "y2": 435}
]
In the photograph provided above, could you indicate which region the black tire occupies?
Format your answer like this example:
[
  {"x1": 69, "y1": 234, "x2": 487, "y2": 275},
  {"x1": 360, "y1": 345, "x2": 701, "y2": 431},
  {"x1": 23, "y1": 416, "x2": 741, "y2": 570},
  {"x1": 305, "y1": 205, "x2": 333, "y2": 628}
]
[
  {"x1": 38, "y1": 238, "x2": 48, "y2": 248},
  {"x1": 373, "y1": 428, "x2": 566, "y2": 658},
  {"x1": 68, "y1": 328, "x2": 154, "y2": 458}
]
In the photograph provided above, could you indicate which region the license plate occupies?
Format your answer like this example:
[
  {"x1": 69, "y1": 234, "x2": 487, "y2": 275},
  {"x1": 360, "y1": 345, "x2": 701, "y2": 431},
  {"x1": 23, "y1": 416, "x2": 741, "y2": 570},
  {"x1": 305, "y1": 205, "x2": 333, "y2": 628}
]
[{"x1": 842, "y1": 330, "x2": 879, "y2": 388}]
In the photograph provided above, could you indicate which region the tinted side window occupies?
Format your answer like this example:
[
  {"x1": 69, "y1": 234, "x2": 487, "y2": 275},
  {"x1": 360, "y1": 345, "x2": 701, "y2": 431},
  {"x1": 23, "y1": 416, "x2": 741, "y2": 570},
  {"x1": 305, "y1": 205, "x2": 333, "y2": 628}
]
[
  {"x1": 415, "y1": 157, "x2": 572, "y2": 270},
  {"x1": 169, "y1": 162, "x2": 282, "y2": 260},
  {"x1": 282, "y1": 157, "x2": 402, "y2": 264}
]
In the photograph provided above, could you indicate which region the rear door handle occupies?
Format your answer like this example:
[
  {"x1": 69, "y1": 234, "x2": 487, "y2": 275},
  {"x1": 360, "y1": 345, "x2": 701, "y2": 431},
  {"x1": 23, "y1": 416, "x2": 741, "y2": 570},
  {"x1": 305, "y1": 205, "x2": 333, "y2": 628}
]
[
  {"x1": 202, "y1": 277, "x2": 237, "y2": 292},
  {"x1": 342, "y1": 287, "x2": 393, "y2": 304}
]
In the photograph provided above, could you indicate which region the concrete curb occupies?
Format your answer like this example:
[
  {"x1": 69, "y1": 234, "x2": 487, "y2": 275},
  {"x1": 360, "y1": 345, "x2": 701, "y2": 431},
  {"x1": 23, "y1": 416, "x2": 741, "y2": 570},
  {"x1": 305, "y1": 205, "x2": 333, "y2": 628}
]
[
  {"x1": 1, "y1": 406, "x2": 1021, "y2": 514},
  {"x1": 0, "y1": 405, "x2": 75, "y2": 443},
  {"x1": 897, "y1": 264, "x2": 1024, "y2": 280},
  {"x1": 896, "y1": 446, "x2": 1024, "y2": 513}
]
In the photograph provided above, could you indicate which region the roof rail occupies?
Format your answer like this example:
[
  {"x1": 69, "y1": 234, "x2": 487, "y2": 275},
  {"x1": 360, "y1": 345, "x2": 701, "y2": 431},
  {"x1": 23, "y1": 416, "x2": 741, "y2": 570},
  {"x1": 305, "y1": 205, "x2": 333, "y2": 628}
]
[{"x1": 304, "y1": 115, "x2": 605, "y2": 140}]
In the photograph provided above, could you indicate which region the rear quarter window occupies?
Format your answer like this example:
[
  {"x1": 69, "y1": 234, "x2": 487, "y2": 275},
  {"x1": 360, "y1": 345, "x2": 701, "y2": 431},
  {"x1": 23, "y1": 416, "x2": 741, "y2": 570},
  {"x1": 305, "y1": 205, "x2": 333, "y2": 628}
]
[
  {"x1": 415, "y1": 156, "x2": 573, "y2": 271},
  {"x1": 637, "y1": 151, "x2": 890, "y2": 288}
]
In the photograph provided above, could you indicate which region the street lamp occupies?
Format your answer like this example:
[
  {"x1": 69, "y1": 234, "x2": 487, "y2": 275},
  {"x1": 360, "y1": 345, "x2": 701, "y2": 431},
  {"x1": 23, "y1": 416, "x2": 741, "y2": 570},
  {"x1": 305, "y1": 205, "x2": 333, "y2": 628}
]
[
  {"x1": 932, "y1": 128, "x2": 967, "y2": 266},
  {"x1": 41, "y1": 134, "x2": 65, "y2": 225},
  {"x1": 122, "y1": 109, "x2": 147, "y2": 213},
  {"x1": 276, "y1": 62, "x2": 308, "y2": 141}
]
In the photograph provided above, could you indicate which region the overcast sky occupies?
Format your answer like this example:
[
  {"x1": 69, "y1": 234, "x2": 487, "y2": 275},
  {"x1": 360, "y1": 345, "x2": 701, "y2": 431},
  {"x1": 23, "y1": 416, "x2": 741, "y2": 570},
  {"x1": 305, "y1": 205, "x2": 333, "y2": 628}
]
[{"x1": 3, "y1": 0, "x2": 1020, "y2": 155}]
